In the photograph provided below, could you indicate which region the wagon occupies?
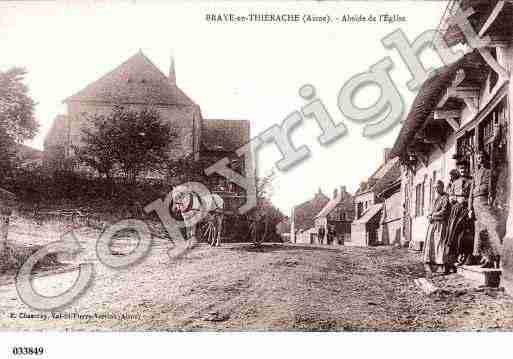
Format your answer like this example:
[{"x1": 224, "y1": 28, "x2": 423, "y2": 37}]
[{"x1": 198, "y1": 191, "x2": 269, "y2": 246}]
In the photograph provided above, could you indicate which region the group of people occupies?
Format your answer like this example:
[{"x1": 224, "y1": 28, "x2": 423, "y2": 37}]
[
  {"x1": 423, "y1": 150, "x2": 502, "y2": 275},
  {"x1": 317, "y1": 224, "x2": 336, "y2": 245}
]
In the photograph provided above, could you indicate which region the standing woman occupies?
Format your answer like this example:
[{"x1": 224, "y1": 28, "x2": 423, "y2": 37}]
[
  {"x1": 423, "y1": 180, "x2": 451, "y2": 275},
  {"x1": 445, "y1": 160, "x2": 473, "y2": 266}
]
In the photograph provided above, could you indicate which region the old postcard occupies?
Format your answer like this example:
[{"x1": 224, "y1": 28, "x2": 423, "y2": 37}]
[{"x1": 1, "y1": 0, "x2": 513, "y2": 357}]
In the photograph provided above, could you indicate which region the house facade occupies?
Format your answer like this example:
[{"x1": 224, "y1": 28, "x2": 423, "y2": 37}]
[
  {"x1": 350, "y1": 150, "x2": 399, "y2": 246},
  {"x1": 392, "y1": 0, "x2": 513, "y2": 290},
  {"x1": 373, "y1": 160, "x2": 402, "y2": 246},
  {"x1": 314, "y1": 186, "x2": 354, "y2": 245},
  {"x1": 291, "y1": 189, "x2": 329, "y2": 244}
]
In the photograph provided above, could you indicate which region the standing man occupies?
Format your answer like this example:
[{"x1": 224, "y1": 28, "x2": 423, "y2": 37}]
[
  {"x1": 469, "y1": 150, "x2": 502, "y2": 268},
  {"x1": 318, "y1": 225, "x2": 326, "y2": 245},
  {"x1": 209, "y1": 192, "x2": 225, "y2": 247},
  {"x1": 327, "y1": 224, "x2": 336, "y2": 245}
]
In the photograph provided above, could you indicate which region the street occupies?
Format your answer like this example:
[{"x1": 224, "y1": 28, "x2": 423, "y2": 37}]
[{"x1": 1, "y1": 232, "x2": 513, "y2": 331}]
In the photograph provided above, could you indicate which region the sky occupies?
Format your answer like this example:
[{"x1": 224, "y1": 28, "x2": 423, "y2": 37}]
[{"x1": 0, "y1": 0, "x2": 449, "y2": 215}]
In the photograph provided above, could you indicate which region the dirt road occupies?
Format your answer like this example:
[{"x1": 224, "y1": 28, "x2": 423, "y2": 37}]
[{"x1": 2, "y1": 234, "x2": 513, "y2": 331}]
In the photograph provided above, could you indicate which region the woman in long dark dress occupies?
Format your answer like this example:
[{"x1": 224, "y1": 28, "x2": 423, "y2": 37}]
[
  {"x1": 445, "y1": 161, "x2": 473, "y2": 266},
  {"x1": 423, "y1": 180, "x2": 451, "y2": 275}
]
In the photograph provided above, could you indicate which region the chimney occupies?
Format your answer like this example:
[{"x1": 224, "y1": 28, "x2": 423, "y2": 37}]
[
  {"x1": 333, "y1": 188, "x2": 338, "y2": 199},
  {"x1": 360, "y1": 181, "x2": 367, "y2": 191},
  {"x1": 169, "y1": 56, "x2": 176, "y2": 84},
  {"x1": 340, "y1": 186, "x2": 347, "y2": 194},
  {"x1": 383, "y1": 148, "x2": 391, "y2": 164}
]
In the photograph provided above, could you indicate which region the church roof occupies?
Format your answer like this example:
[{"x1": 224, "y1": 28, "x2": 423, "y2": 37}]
[
  {"x1": 65, "y1": 51, "x2": 195, "y2": 106},
  {"x1": 202, "y1": 119, "x2": 250, "y2": 152}
]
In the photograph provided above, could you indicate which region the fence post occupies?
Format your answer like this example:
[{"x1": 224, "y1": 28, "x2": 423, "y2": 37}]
[
  {"x1": 0, "y1": 210, "x2": 11, "y2": 254},
  {"x1": 0, "y1": 188, "x2": 17, "y2": 256}
]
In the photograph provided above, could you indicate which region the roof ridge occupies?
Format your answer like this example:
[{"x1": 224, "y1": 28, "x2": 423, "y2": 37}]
[
  {"x1": 63, "y1": 51, "x2": 196, "y2": 106},
  {"x1": 64, "y1": 51, "x2": 147, "y2": 103}
]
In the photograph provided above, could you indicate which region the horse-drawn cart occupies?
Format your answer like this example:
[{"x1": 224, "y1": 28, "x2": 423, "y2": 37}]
[{"x1": 198, "y1": 191, "x2": 269, "y2": 246}]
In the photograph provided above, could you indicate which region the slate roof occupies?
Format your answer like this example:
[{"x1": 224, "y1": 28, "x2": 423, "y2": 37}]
[
  {"x1": 314, "y1": 190, "x2": 354, "y2": 221},
  {"x1": 65, "y1": 51, "x2": 195, "y2": 106},
  {"x1": 202, "y1": 119, "x2": 250, "y2": 152},
  {"x1": 353, "y1": 203, "x2": 383, "y2": 225},
  {"x1": 355, "y1": 156, "x2": 400, "y2": 196},
  {"x1": 373, "y1": 158, "x2": 402, "y2": 198},
  {"x1": 293, "y1": 191, "x2": 330, "y2": 232}
]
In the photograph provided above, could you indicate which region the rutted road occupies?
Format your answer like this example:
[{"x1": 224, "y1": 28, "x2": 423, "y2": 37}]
[{"x1": 2, "y1": 236, "x2": 513, "y2": 331}]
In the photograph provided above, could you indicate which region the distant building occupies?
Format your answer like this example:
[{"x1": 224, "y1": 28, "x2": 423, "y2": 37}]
[
  {"x1": 373, "y1": 160, "x2": 402, "y2": 246},
  {"x1": 291, "y1": 189, "x2": 329, "y2": 244},
  {"x1": 44, "y1": 51, "x2": 250, "y2": 185},
  {"x1": 351, "y1": 149, "x2": 399, "y2": 246},
  {"x1": 314, "y1": 186, "x2": 354, "y2": 245},
  {"x1": 276, "y1": 217, "x2": 291, "y2": 242}
]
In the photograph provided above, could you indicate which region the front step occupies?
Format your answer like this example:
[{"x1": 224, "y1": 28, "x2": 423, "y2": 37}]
[{"x1": 457, "y1": 265, "x2": 502, "y2": 288}]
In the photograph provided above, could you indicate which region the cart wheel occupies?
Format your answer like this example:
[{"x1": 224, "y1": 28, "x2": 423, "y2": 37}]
[{"x1": 202, "y1": 220, "x2": 220, "y2": 247}]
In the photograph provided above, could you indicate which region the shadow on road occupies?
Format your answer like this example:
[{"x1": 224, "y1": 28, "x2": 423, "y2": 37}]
[{"x1": 229, "y1": 243, "x2": 339, "y2": 253}]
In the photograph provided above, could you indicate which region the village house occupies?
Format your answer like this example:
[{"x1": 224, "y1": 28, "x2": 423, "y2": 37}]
[
  {"x1": 276, "y1": 217, "x2": 291, "y2": 242},
  {"x1": 314, "y1": 186, "x2": 354, "y2": 245},
  {"x1": 373, "y1": 160, "x2": 402, "y2": 246},
  {"x1": 291, "y1": 189, "x2": 329, "y2": 244},
  {"x1": 391, "y1": 0, "x2": 513, "y2": 289},
  {"x1": 44, "y1": 51, "x2": 250, "y2": 191},
  {"x1": 350, "y1": 149, "x2": 399, "y2": 246}
]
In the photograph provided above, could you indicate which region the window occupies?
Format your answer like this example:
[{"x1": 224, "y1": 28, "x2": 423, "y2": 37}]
[
  {"x1": 430, "y1": 171, "x2": 437, "y2": 210},
  {"x1": 415, "y1": 182, "x2": 425, "y2": 218},
  {"x1": 457, "y1": 130, "x2": 475, "y2": 170},
  {"x1": 357, "y1": 202, "x2": 363, "y2": 219},
  {"x1": 428, "y1": 178, "x2": 433, "y2": 212},
  {"x1": 422, "y1": 179, "x2": 426, "y2": 215}
]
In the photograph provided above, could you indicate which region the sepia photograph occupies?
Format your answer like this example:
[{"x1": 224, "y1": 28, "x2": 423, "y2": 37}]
[{"x1": 1, "y1": 0, "x2": 513, "y2": 356}]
